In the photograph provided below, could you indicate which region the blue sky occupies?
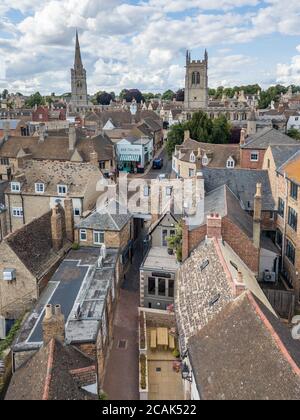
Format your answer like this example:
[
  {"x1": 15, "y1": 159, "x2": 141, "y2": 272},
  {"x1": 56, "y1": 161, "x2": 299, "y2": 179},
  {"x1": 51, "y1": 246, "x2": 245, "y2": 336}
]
[{"x1": 0, "y1": 0, "x2": 300, "y2": 95}]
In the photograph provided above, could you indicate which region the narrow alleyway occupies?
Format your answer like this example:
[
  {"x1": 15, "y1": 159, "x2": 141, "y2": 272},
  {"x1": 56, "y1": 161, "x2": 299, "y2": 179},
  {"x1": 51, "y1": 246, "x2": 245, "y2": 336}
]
[{"x1": 103, "y1": 234, "x2": 146, "y2": 400}]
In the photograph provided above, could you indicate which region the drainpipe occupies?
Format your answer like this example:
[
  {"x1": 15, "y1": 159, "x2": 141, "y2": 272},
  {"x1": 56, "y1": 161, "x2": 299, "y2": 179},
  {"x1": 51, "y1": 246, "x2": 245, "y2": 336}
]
[
  {"x1": 8, "y1": 193, "x2": 12, "y2": 233},
  {"x1": 20, "y1": 192, "x2": 25, "y2": 225},
  {"x1": 281, "y1": 172, "x2": 288, "y2": 272}
]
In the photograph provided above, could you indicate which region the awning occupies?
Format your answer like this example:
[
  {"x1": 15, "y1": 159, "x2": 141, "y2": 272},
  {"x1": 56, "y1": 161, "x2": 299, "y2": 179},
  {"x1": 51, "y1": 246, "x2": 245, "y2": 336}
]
[{"x1": 118, "y1": 155, "x2": 140, "y2": 162}]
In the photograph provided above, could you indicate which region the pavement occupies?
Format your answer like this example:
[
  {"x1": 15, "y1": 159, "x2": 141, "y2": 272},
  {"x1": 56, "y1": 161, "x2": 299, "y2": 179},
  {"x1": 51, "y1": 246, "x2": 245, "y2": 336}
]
[{"x1": 103, "y1": 234, "x2": 146, "y2": 400}]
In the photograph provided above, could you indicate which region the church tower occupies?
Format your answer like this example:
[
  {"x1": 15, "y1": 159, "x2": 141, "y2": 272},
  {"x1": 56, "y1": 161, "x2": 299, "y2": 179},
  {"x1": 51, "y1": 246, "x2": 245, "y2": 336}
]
[
  {"x1": 71, "y1": 31, "x2": 88, "y2": 108},
  {"x1": 184, "y1": 50, "x2": 208, "y2": 110}
]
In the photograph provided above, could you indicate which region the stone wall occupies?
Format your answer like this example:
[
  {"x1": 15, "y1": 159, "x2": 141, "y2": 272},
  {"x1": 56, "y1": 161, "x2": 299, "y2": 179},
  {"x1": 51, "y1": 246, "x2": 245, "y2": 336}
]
[{"x1": 0, "y1": 242, "x2": 37, "y2": 319}]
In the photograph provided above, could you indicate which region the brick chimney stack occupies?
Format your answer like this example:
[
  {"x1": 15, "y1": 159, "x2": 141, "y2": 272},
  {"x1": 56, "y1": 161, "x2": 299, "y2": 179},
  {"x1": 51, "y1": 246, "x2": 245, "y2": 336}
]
[
  {"x1": 64, "y1": 197, "x2": 74, "y2": 242},
  {"x1": 240, "y1": 128, "x2": 246, "y2": 145},
  {"x1": 253, "y1": 183, "x2": 262, "y2": 249},
  {"x1": 90, "y1": 150, "x2": 99, "y2": 167},
  {"x1": 38, "y1": 123, "x2": 46, "y2": 143},
  {"x1": 184, "y1": 130, "x2": 190, "y2": 141},
  {"x1": 3, "y1": 121, "x2": 10, "y2": 142},
  {"x1": 206, "y1": 213, "x2": 222, "y2": 240},
  {"x1": 42, "y1": 304, "x2": 65, "y2": 344},
  {"x1": 51, "y1": 204, "x2": 63, "y2": 252},
  {"x1": 69, "y1": 123, "x2": 76, "y2": 151}
]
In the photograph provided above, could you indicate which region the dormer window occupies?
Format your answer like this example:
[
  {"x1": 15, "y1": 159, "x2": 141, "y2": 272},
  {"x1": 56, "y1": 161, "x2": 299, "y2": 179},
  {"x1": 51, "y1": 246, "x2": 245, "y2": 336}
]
[
  {"x1": 35, "y1": 183, "x2": 45, "y2": 193},
  {"x1": 11, "y1": 182, "x2": 21, "y2": 193},
  {"x1": 202, "y1": 154, "x2": 209, "y2": 166},
  {"x1": 226, "y1": 157, "x2": 235, "y2": 168},
  {"x1": 190, "y1": 153, "x2": 196, "y2": 163},
  {"x1": 57, "y1": 185, "x2": 68, "y2": 195}
]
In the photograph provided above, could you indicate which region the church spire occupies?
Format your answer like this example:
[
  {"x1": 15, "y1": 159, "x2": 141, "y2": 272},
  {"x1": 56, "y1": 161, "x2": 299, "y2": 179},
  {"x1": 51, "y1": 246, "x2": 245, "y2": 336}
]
[{"x1": 74, "y1": 30, "x2": 83, "y2": 71}]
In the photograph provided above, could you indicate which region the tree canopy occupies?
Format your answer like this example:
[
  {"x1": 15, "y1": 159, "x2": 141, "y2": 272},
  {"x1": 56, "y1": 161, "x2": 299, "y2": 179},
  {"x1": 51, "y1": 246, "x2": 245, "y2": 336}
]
[
  {"x1": 95, "y1": 91, "x2": 114, "y2": 105},
  {"x1": 25, "y1": 92, "x2": 45, "y2": 107},
  {"x1": 287, "y1": 128, "x2": 300, "y2": 141},
  {"x1": 162, "y1": 90, "x2": 175, "y2": 101},
  {"x1": 166, "y1": 111, "x2": 231, "y2": 158},
  {"x1": 119, "y1": 89, "x2": 144, "y2": 103}
]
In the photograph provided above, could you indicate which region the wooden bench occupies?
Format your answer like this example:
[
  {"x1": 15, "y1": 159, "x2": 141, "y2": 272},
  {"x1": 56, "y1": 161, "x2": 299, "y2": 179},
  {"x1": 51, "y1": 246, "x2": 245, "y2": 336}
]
[
  {"x1": 150, "y1": 329, "x2": 157, "y2": 349},
  {"x1": 157, "y1": 327, "x2": 169, "y2": 349},
  {"x1": 168, "y1": 334, "x2": 175, "y2": 350}
]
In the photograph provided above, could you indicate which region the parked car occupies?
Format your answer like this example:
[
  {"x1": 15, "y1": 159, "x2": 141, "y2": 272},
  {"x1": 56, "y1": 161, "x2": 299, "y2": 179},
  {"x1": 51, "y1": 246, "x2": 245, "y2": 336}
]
[{"x1": 152, "y1": 158, "x2": 164, "y2": 170}]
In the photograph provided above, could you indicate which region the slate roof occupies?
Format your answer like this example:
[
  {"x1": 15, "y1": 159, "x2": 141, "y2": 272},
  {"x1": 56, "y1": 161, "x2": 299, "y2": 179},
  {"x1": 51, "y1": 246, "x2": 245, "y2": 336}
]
[
  {"x1": 76, "y1": 200, "x2": 132, "y2": 231},
  {"x1": 242, "y1": 127, "x2": 297, "y2": 150},
  {"x1": 202, "y1": 168, "x2": 275, "y2": 211},
  {"x1": 5, "y1": 209, "x2": 69, "y2": 278},
  {"x1": 188, "y1": 292, "x2": 300, "y2": 400},
  {"x1": 203, "y1": 185, "x2": 253, "y2": 238},
  {"x1": 269, "y1": 144, "x2": 300, "y2": 169},
  {"x1": 0, "y1": 119, "x2": 22, "y2": 130},
  {"x1": 6, "y1": 339, "x2": 97, "y2": 400},
  {"x1": 278, "y1": 150, "x2": 300, "y2": 185}
]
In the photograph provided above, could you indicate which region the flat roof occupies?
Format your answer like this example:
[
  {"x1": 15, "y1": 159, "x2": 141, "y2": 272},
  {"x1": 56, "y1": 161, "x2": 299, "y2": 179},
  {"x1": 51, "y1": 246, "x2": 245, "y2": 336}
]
[
  {"x1": 142, "y1": 247, "x2": 179, "y2": 272},
  {"x1": 14, "y1": 247, "x2": 118, "y2": 351}
]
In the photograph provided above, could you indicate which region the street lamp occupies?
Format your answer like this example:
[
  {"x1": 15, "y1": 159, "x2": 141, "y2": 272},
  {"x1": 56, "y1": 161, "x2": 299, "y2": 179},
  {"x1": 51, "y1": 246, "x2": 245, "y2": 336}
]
[{"x1": 181, "y1": 363, "x2": 192, "y2": 383}]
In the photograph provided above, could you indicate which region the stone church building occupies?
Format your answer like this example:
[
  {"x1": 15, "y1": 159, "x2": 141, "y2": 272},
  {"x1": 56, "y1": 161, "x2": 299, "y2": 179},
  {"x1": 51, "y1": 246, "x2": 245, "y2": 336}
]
[
  {"x1": 69, "y1": 31, "x2": 91, "y2": 113},
  {"x1": 184, "y1": 50, "x2": 208, "y2": 110},
  {"x1": 182, "y1": 50, "x2": 252, "y2": 125}
]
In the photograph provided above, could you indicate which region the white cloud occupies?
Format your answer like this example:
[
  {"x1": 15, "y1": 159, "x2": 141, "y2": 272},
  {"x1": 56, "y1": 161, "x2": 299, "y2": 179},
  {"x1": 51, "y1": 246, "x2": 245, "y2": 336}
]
[
  {"x1": 0, "y1": 0, "x2": 298, "y2": 94},
  {"x1": 277, "y1": 46, "x2": 300, "y2": 85}
]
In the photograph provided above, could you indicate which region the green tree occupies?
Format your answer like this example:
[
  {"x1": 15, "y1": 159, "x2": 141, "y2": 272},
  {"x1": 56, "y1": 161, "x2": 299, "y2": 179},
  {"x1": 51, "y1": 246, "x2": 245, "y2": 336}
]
[
  {"x1": 189, "y1": 111, "x2": 213, "y2": 141},
  {"x1": 162, "y1": 89, "x2": 175, "y2": 101},
  {"x1": 167, "y1": 222, "x2": 183, "y2": 262},
  {"x1": 2, "y1": 89, "x2": 8, "y2": 100},
  {"x1": 166, "y1": 123, "x2": 187, "y2": 158},
  {"x1": 143, "y1": 92, "x2": 155, "y2": 101},
  {"x1": 211, "y1": 115, "x2": 231, "y2": 144},
  {"x1": 287, "y1": 128, "x2": 300, "y2": 141},
  {"x1": 26, "y1": 92, "x2": 45, "y2": 107}
]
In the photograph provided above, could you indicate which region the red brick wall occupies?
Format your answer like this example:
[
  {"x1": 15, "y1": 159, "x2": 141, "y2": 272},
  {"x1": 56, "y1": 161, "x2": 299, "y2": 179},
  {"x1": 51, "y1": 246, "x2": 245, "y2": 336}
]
[
  {"x1": 182, "y1": 224, "x2": 207, "y2": 261},
  {"x1": 240, "y1": 149, "x2": 265, "y2": 170},
  {"x1": 32, "y1": 107, "x2": 49, "y2": 122},
  {"x1": 183, "y1": 217, "x2": 260, "y2": 273},
  {"x1": 222, "y1": 217, "x2": 260, "y2": 273},
  {"x1": 69, "y1": 366, "x2": 96, "y2": 387}
]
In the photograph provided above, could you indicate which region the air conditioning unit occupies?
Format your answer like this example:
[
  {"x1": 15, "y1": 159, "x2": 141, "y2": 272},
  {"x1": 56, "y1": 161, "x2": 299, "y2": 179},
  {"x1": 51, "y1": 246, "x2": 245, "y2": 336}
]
[
  {"x1": 0, "y1": 316, "x2": 6, "y2": 340},
  {"x1": 263, "y1": 270, "x2": 276, "y2": 283},
  {"x1": 3, "y1": 268, "x2": 16, "y2": 282}
]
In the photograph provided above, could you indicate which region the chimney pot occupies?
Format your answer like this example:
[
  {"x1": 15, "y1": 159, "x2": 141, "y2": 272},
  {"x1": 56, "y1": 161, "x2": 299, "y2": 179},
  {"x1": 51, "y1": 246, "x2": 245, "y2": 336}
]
[
  {"x1": 45, "y1": 304, "x2": 53, "y2": 320},
  {"x1": 55, "y1": 304, "x2": 61, "y2": 316}
]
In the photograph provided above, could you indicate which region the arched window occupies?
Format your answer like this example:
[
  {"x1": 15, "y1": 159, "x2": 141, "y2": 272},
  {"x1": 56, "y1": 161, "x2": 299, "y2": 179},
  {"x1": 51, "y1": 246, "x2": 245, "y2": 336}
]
[
  {"x1": 192, "y1": 72, "x2": 196, "y2": 85},
  {"x1": 196, "y1": 72, "x2": 200, "y2": 85}
]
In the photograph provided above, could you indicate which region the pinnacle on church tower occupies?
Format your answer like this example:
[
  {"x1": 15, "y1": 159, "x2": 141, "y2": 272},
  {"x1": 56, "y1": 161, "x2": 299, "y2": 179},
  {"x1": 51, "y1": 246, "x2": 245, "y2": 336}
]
[
  {"x1": 74, "y1": 30, "x2": 83, "y2": 71},
  {"x1": 70, "y1": 30, "x2": 88, "y2": 109}
]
